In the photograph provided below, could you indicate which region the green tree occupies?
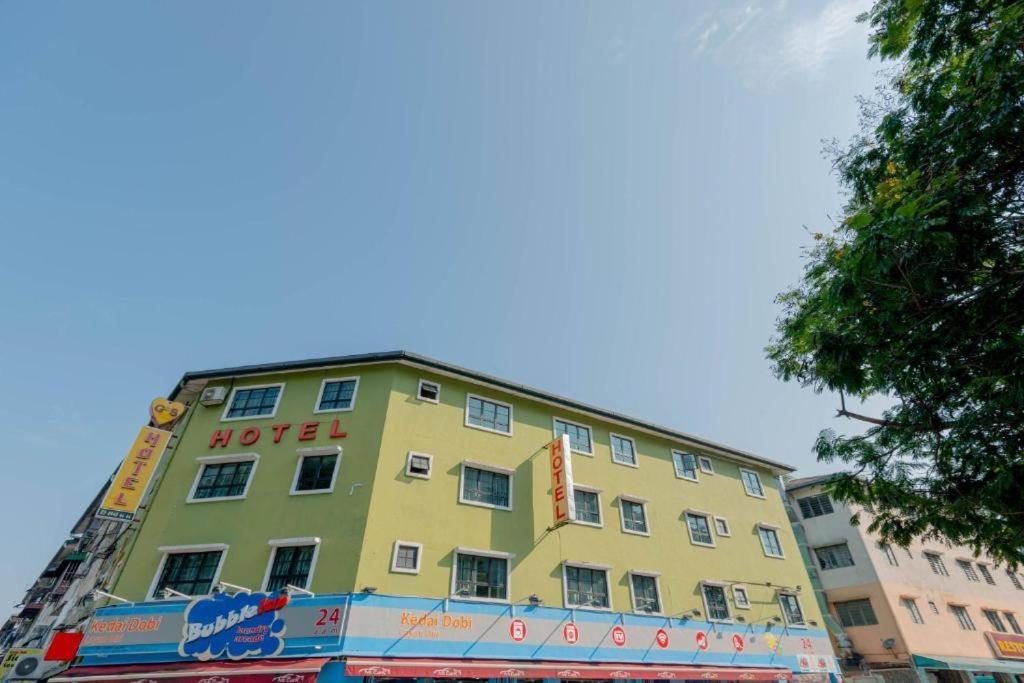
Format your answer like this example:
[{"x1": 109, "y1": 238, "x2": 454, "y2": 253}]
[{"x1": 769, "y1": 0, "x2": 1024, "y2": 564}]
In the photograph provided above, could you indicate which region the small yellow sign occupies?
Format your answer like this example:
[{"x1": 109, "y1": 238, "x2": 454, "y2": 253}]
[
  {"x1": 97, "y1": 426, "x2": 173, "y2": 522},
  {"x1": 150, "y1": 397, "x2": 187, "y2": 427},
  {"x1": 0, "y1": 649, "x2": 42, "y2": 678}
]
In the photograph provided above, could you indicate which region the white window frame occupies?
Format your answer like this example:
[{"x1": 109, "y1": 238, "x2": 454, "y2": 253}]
[
  {"x1": 450, "y1": 547, "x2": 513, "y2": 604},
  {"x1": 260, "y1": 537, "x2": 322, "y2": 592},
  {"x1": 405, "y1": 451, "x2": 433, "y2": 480},
  {"x1": 618, "y1": 495, "x2": 650, "y2": 537},
  {"x1": 700, "y1": 580, "x2": 732, "y2": 623},
  {"x1": 698, "y1": 456, "x2": 715, "y2": 474},
  {"x1": 901, "y1": 596, "x2": 925, "y2": 625},
  {"x1": 552, "y1": 417, "x2": 594, "y2": 456},
  {"x1": 778, "y1": 591, "x2": 808, "y2": 628},
  {"x1": 390, "y1": 540, "x2": 423, "y2": 575},
  {"x1": 739, "y1": 468, "x2": 767, "y2": 499},
  {"x1": 148, "y1": 543, "x2": 229, "y2": 600},
  {"x1": 416, "y1": 379, "x2": 441, "y2": 404},
  {"x1": 313, "y1": 376, "x2": 361, "y2": 414},
  {"x1": 289, "y1": 445, "x2": 343, "y2": 496},
  {"x1": 186, "y1": 453, "x2": 259, "y2": 503},
  {"x1": 714, "y1": 516, "x2": 732, "y2": 537},
  {"x1": 732, "y1": 584, "x2": 751, "y2": 609},
  {"x1": 220, "y1": 383, "x2": 285, "y2": 422},
  {"x1": 458, "y1": 460, "x2": 514, "y2": 511},
  {"x1": 627, "y1": 570, "x2": 663, "y2": 615},
  {"x1": 571, "y1": 484, "x2": 603, "y2": 528},
  {"x1": 671, "y1": 450, "x2": 699, "y2": 482},
  {"x1": 609, "y1": 432, "x2": 639, "y2": 468},
  {"x1": 757, "y1": 523, "x2": 786, "y2": 559},
  {"x1": 685, "y1": 509, "x2": 716, "y2": 548},
  {"x1": 464, "y1": 393, "x2": 514, "y2": 436},
  {"x1": 561, "y1": 561, "x2": 613, "y2": 611}
]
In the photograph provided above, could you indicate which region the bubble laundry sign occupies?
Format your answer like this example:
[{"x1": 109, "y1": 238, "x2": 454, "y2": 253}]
[{"x1": 179, "y1": 591, "x2": 289, "y2": 661}]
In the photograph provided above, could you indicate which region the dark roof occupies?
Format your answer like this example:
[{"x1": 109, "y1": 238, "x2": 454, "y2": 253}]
[
  {"x1": 785, "y1": 472, "x2": 843, "y2": 493},
  {"x1": 171, "y1": 350, "x2": 796, "y2": 474}
]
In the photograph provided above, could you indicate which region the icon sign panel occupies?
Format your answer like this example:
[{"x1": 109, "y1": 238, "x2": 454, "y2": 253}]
[
  {"x1": 509, "y1": 619, "x2": 527, "y2": 642},
  {"x1": 695, "y1": 631, "x2": 709, "y2": 650},
  {"x1": 655, "y1": 629, "x2": 670, "y2": 649},
  {"x1": 563, "y1": 623, "x2": 580, "y2": 644},
  {"x1": 733, "y1": 634, "x2": 745, "y2": 651},
  {"x1": 611, "y1": 626, "x2": 626, "y2": 647}
]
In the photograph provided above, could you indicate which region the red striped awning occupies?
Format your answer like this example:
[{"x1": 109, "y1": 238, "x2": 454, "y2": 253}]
[
  {"x1": 344, "y1": 657, "x2": 793, "y2": 680},
  {"x1": 52, "y1": 657, "x2": 331, "y2": 683}
]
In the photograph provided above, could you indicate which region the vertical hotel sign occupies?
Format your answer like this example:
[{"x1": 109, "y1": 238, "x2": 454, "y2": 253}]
[
  {"x1": 96, "y1": 398, "x2": 187, "y2": 522},
  {"x1": 549, "y1": 433, "x2": 576, "y2": 525}
]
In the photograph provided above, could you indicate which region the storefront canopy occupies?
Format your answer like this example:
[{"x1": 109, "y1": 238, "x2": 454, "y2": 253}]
[
  {"x1": 345, "y1": 657, "x2": 793, "y2": 680},
  {"x1": 52, "y1": 657, "x2": 331, "y2": 683},
  {"x1": 913, "y1": 654, "x2": 1024, "y2": 676}
]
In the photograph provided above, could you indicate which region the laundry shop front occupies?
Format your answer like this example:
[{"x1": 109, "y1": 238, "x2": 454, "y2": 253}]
[{"x1": 53, "y1": 592, "x2": 841, "y2": 683}]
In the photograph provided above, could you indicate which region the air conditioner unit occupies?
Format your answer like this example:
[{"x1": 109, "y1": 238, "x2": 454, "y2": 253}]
[
  {"x1": 7, "y1": 653, "x2": 66, "y2": 681},
  {"x1": 200, "y1": 386, "x2": 227, "y2": 406}
]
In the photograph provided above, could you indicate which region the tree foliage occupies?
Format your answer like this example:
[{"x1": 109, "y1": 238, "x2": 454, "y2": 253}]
[{"x1": 768, "y1": 0, "x2": 1024, "y2": 564}]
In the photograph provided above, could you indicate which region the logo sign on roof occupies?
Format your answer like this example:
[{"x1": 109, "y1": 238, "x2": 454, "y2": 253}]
[
  {"x1": 549, "y1": 434, "x2": 576, "y2": 525},
  {"x1": 179, "y1": 591, "x2": 289, "y2": 661}
]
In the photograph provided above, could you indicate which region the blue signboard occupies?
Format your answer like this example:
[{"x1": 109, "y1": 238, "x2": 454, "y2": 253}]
[{"x1": 179, "y1": 591, "x2": 289, "y2": 661}]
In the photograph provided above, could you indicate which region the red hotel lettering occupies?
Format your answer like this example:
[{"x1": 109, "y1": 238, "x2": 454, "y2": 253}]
[
  {"x1": 239, "y1": 427, "x2": 261, "y2": 446},
  {"x1": 122, "y1": 476, "x2": 138, "y2": 490},
  {"x1": 137, "y1": 447, "x2": 153, "y2": 459},
  {"x1": 298, "y1": 422, "x2": 319, "y2": 441},
  {"x1": 113, "y1": 492, "x2": 129, "y2": 507},
  {"x1": 210, "y1": 429, "x2": 233, "y2": 448},
  {"x1": 272, "y1": 423, "x2": 291, "y2": 443},
  {"x1": 209, "y1": 422, "x2": 348, "y2": 448},
  {"x1": 330, "y1": 419, "x2": 347, "y2": 438}
]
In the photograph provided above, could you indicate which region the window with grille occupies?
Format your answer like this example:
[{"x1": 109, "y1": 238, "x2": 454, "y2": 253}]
[
  {"x1": 1005, "y1": 613, "x2": 1022, "y2": 635},
  {"x1": 225, "y1": 386, "x2": 281, "y2": 419},
  {"x1": 759, "y1": 527, "x2": 784, "y2": 558},
  {"x1": 958, "y1": 560, "x2": 980, "y2": 582},
  {"x1": 466, "y1": 395, "x2": 512, "y2": 434},
  {"x1": 901, "y1": 598, "x2": 924, "y2": 624},
  {"x1": 925, "y1": 553, "x2": 949, "y2": 576},
  {"x1": 702, "y1": 584, "x2": 731, "y2": 621},
  {"x1": 928, "y1": 601, "x2": 940, "y2": 614},
  {"x1": 672, "y1": 451, "x2": 698, "y2": 480},
  {"x1": 266, "y1": 545, "x2": 315, "y2": 592},
  {"x1": 192, "y1": 461, "x2": 254, "y2": 499},
  {"x1": 698, "y1": 456, "x2": 715, "y2": 474},
  {"x1": 417, "y1": 379, "x2": 440, "y2": 403},
  {"x1": 733, "y1": 586, "x2": 751, "y2": 609},
  {"x1": 779, "y1": 594, "x2": 805, "y2": 625},
  {"x1": 797, "y1": 494, "x2": 834, "y2": 519},
  {"x1": 294, "y1": 454, "x2": 337, "y2": 492},
  {"x1": 984, "y1": 610, "x2": 1007, "y2": 632},
  {"x1": 454, "y1": 553, "x2": 508, "y2": 600},
  {"x1": 610, "y1": 434, "x2": 637, "y2": 466},
  {"x1": 621, "y1": 499, "x2": 648, "y2": 534},
  {"x1": 879, "y1": 544, "x2": 899, "y2": 566},
  {"x1": 406, "y1": 452, "x2": 432, "y2": 479},
  {"x1": 461, "y1": 465, "x2": 511, "y2": 509},
  {"x1": 630, "y1": 574, "x2": 660, "y2": 613},
  {"x1": 1009, "y1": 571, "x2": 1024, "y2": 591},
  {"x1": 816, "y1": 543, "x2": 854, "y2": 570},
  {"x1": 686, "y1": 513, "x2": 714, "y2": 546},
  {"x1": 391, "y1": 542, "x2": 421, "y2": 574},
  {"x1": 554, "y1": 419, "x2": 593, "y2": 454},
  {"x1": 951, "y1": 605, "x2": 976, "y2": 631},
  {"x1": 834, "y1": 599, "x2": 878, "y2": 627},
  {"x1": 741, "y1": 469, "x2": 765, "y2": 497},
  {"x1": 317, "y1": 379, "x2": 358, "y2": 411},
  {"x1": 154, "y1": 551, "x2": 222, "y2": 598},
  {"x1": 573, "y1": 489, "x2": 601, "y2": 525},
  {"x1": 978, "y1": 564, "x2": 996, "y2": 585},
  {"x1": 564, "y1": 565, "x2": 609, "y2": 608}
]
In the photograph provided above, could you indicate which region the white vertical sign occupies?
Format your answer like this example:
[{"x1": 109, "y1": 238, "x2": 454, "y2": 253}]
[{"x1": 549, "y1": 433, "x2": 576, "y2": 524}]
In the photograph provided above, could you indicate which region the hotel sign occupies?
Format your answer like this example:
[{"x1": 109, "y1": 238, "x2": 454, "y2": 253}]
[
  {"x1": 986, "y1": 631, "x2": 1024, "y2": 659},
  {"x1": 549, "y1": 434, "x2": 576, "y2": 525}
]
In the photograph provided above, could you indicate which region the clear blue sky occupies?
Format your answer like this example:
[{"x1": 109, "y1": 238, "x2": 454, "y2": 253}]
[{"x1": 0, "y1": 0, "x2": 880, "y2": 612}]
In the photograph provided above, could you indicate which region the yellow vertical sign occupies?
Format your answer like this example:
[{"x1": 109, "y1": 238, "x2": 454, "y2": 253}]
[{"x1": 96, "y1": 426, "x2": 173, "y2": 522}]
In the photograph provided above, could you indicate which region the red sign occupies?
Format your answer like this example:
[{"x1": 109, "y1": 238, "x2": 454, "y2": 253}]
[
  {"x1": 208, "y1": 420, "x2": 347, "y2": 448},
  {"x1": 695, "y1": 631, "x2": 709, "y2": 650},
  {"x1": 611, "y1": 625, "x2": 626, "y2": 647},
  {"x1": 655, "y1": 629, "x2": 669, "y2": 649},
  {"x1": 509, "y1": 619, "x2": 527, "y2": 642},
  {"x1": 45, "y1": 632, "x2": 84, "y2": 661},
  {"x1": 563, "y1": 623, "x2": 580, "y2": 644},
  {"x1": 733, "y1": 634, "x2": 745, "y2": 652},
  {"x1": 987, "y1": 632, "x2": 1024, "y2": 660}
]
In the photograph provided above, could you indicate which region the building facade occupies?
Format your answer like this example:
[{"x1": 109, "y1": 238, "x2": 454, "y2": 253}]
[
  {"x1": 54, "y1": 352, "x2": 839, "y2": 683},
  {"x1": 785, "y1": 475, "x2": 1024, "y2": 683}
]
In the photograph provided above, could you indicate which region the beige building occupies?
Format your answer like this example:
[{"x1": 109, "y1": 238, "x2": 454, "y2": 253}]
[{"x1": 786, "y1": 475, "x2": 1024, "y2": 683}]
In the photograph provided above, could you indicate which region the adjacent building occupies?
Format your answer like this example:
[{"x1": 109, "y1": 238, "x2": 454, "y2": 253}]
[{"x1": 786, "y1": 475, "x2": 1024, "y2": 683}]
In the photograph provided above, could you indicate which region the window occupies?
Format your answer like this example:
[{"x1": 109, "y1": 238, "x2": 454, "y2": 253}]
[
  {"x1": 264, "y1": 543, "x2": 316, "y2": 592},
  {"x1": 629, "y1": 573, "x2": 661, "y2": 614},
  {"x1": 686, "y1": 513, "x2": 715, "y2": 547},
  {"x1": 554, "y1": 419, "x2": 593, "y2": 455},
  {"x1": 701, "y1": 584, "x2": 731, "y2": 621},
  {"x1": 620, "y1": 498, "x2": 649, "y2": 535},
  {"x1": 714, "y1": 517, "x2": 731, "y2": 537},
  {"x1": 925, "y1": 552, "x2": 950, "y2": 576},
  {"x1": 698, "y1": 456, "x2": 715, "y2": 474},
  {"x1": 417, "y1": 379, "x2": 440, "y2": 403},
  {"x1": 564, "y1": 564, "x2": 610, "y2": 609},
  {"x1": 978, "y1": 564, "x2": 996, "y2": 585},
  {"x1": 223, "y1": 385, "x2": 283, "y2": 420},
  {"x1": 816, "y1": 543, "x2": 854, "y2": 570},
  {"x1": 878, "y1": 543, "x2": 899, "y2": 567},
  {"x1": 290, "y1": 447, "x2": 341, "y2": 494},
  {"x1": 573, "y1": 488, "x2": 602, "y2": 526},
  {"x1": 453, "y1": 550, "x2": 509, "y2": 601},
  {"x1": 758, "y1": 526, "x2": 785, "y2": 558},
  {"x1": 904, "y1": 546, "x2": 915, "y2": 559},
  {"x1": 1009, "y1": 571, "x2": 1024, "y2": 591},
  {"x1": 391, "y1": 541, "x2": 422, "y2": 574},
  {"x1": 1005, "y1": 613, "x2": 1022, "y2": 635},
  {"x1": 797, "y1": 494, "x2": 834, "y2": 519},
  {"x1": 460, "y1": 463, "x2": 512, "y2": 509},
  {"x1": 958, "y1": 560, "x2": 980, "y2": 582},
  {"x1": 951, "y1": 605, "x2": 976, "y2": 631},
  {"x1": 740, "y1": 469, "x2": 765, "y2": 498},
  {"x1": 465, "y1": 395, "x2": 512, "y2": 435},
  {"x1": 928, "y1": 601, "x2": 940, "y2": 614},
  {"x1": 610, "y1": 434, "x2": 637, "y2": 467},
  {"x1": 834, "y1": 599, "x2": 878, "y2": 627},
  {"x1": 315, "y1": 377, "x2": 359, "y2": 412},
  {"x1": 779, "y1": 593, "x2": 805, "y2": 626},
  {"x1": 189, "y1": 458, "x2": 256, "y2": 501},
  {"x1": 152, "y1": 548, "x2": 224, "y2": 598},
  {"x1": 983, "y1": 609, "x2": 1007, "y2": 632},
  {"x1": 733, "y1": 585, "x2": 751, "y2": 609},
  {"x1": 672, "y1": 451, "x2": 698, "y2": 481},
  {"x1": 901, "y1": 598, "x2": 924, "y2": 624},
  {"x1": 406, "y1": 452, "x2": 432, "y2": 479}
]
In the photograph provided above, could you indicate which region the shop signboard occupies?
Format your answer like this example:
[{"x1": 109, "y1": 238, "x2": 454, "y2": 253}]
[
  {"x1": 0, "y1": 649, "x2": 42, "y2": 679},
  {"x1": 549, "y1": 434, "x2": 576, "y2": 525},
  {"x1": 179, "y1": 591, "x2": 289, "y2": 660},
  {"x1": 986, "y1": 631, "x2": 1024, "y2": 659}
]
